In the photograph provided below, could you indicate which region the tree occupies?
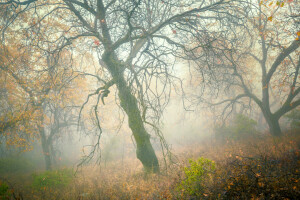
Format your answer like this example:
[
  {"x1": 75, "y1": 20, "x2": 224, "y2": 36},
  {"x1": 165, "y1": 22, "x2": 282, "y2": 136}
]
[
  {"x1": 0, "y1": 0, "x2": 236, "y2": 172},
  {"x1": 0, "y1": 41, "x2": 80, "y2": 169},
  {"x1": 0, "y1": 42, "x2": 43, "y2": 150},
  {"x1": 0, "y1": 8, "x2": 82, "y2": 169},
  {"x1": 189, "y1": 0, "x2": 299, "y2": 136},
  {"x1": 39, "y1": 67, "x2": 82, "y2": 170}
]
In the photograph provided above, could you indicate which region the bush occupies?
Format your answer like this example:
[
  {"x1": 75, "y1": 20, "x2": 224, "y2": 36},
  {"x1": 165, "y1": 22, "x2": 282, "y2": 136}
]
[
  {"x1": 0, "y1": 157, "x2": 34, "y2": 174},
  {"x1": 0, "y1": 182, "x2": 10, "y2": 199},
  {"x1": 217, "y1": 151, "x2": 300, "y2": 199},
  {"x1": 215, "y1": 114, "x2": 257, "y2": 141},
  {"x1": 178, "y1": 157, "x2": 215, "y2": 198},
  {"x1": 32, "y1": 168, "x2": 74, "y2": 191},
  {"x1": 285, "y1": 109, "x2": 300, "y2": 130},
  {"x1": 232, "y1": 114, "x2": 257, "y2": 136}
]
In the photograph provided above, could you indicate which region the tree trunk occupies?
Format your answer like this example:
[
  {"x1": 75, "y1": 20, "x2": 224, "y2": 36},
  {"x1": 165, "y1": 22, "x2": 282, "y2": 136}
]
[
  {"x1": 268, "y1": 117, "x2": 282, "y2": 136},
  {"x1": 39, "y1": 125, "x2": 52, "y2": 170},
  {"x1": 38, "y1": 117, "x2": 52, "y2": 170},
  {"x1": 264, "y1": 113, "x2": 282, "y2": 136},
  {"x1": 116, "y1": 75, "x2": 159, "y2": 173},
  {"x1": 103, "y1": 52, "x2": 159, "y2": 173},
  {"x1": 50, "y1": 143, "x2": 57, "y2": 166}
]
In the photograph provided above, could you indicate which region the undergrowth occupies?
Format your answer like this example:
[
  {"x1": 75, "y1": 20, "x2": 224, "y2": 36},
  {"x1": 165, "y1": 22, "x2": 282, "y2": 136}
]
[{"x1": 2, "y1": 132, "x2": 300, "y2": 199}]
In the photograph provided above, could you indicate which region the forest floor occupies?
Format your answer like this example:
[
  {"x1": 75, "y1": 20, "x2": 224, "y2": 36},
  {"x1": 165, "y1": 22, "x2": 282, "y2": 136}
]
[{"x1": 1, "y1": 132, "x2": 300, "y2": 199}]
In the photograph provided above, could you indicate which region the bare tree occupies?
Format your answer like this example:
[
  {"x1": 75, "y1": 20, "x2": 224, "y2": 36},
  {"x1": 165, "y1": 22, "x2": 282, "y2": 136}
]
[
  {"x1": 189, "y1": 0, "x2": 299, "y2": 136},
  {"x1": 1, "y1": 0, "x2": 234, "y2": 172}
]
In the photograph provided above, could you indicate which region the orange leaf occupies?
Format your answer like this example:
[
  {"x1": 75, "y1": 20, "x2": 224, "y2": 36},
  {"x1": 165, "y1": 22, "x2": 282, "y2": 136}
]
[
  {"x1": 263, "y1": 84, "x2": 268, "y2": 89},
  {"x1": 268, "y1": 16, "x2": 273, "y2": 21},
  {"x1": 292, "y1": 86, "x2": 295, "y2": 94},
  {"x1": 94, "y1": 40, "x2": 100, "y2": 46}
]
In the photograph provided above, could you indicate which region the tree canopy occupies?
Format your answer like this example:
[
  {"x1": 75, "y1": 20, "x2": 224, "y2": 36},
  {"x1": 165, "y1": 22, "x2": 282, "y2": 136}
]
[{"x1": 0, "y1": 0, "x2": 298, "y2": 172}]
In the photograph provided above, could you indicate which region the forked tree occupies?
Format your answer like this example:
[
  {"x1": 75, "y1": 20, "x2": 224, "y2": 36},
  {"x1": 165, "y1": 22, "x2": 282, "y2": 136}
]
[
  {"x1": 1, "y1": 0, "x2": 233, "y2": 172},
  {"x1": 188, "y1": 0, "x2": 299, "y2": 136}
]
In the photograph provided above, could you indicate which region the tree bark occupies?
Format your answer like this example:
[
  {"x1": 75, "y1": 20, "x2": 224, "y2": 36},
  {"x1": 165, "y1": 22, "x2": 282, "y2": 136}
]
[
  {"x1": 39, "y1": 125, "x2": 52, "y2": 170},
  {"x1": 102, "y1": 52, "x2": 160, "y2": 173},
  {"x1": 263, "y1": 112, "x2": 282, "y2": 136},
  {"x1": 115, "y1": 74, "x2": 159, "y2": 173},
  {"x1": 38, "y1": 107, "x2": 52, "y2": 171},
  {"x1": 268, "y1": 117, "x2": 282, "y2": 136}
]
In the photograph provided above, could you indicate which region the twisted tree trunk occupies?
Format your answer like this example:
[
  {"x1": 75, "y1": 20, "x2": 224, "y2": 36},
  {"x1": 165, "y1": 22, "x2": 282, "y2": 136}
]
[
  {"x1": 104, "y1": 55, "x2": 159, "y2": 173},
  {"x1": 117, "y1": 76, "x2": 159, "y2": 173}
]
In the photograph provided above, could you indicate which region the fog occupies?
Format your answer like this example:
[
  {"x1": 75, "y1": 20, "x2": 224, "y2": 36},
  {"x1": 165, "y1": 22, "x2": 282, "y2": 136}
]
[{"x1": 0, "y1": 0, "x2": 299, "y2": 199}]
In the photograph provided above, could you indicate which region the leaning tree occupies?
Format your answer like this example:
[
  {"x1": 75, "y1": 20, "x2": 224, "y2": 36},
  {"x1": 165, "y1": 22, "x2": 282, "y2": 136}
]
[
  {"x1": 0, "y1": 0, "x2": 233, "y2": 172},
  {"x1": 188, "y1": 0, "x2": 299, "y2": 136}
]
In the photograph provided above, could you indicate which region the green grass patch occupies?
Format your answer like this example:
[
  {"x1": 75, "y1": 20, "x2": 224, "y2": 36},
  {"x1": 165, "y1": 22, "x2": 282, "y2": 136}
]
[{"x1": 32, "y1": 168, "x2": 74, "y2": 191}]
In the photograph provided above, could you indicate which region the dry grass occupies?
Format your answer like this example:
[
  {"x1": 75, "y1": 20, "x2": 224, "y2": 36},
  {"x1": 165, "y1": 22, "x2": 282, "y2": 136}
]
[{"x1": 2, "y1": 132, "x2": 300, "y2": 199}]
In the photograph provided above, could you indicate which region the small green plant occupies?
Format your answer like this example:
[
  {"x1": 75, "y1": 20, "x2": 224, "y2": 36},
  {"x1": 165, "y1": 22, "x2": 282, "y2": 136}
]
[
  {"x1": 0, "y1": 182, "x2": 10, "y2": 199},
  {"x1": 32, "y1": 168, "x2": 74, "y2": 191},
  {"x1": 178, "y1": 157, "x2": 216, "y2": 198}
]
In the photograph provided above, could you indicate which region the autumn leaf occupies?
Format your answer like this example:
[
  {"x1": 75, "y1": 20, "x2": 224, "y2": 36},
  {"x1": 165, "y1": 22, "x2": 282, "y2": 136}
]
[
  {"x1": 94, "y1": 40, "x2": 100, "y2": 46},
  {"x1": 293, "y1": 186, "x2": 297, "y2": 190},
  {"x1": 291, "y1": 86, "x2": 295, "y2": 94},
  {"x1": 263, "y1": 84, "x2": 268, "y2": 89},
  {"x1": 268, "y1": 16, "x2": 273, "y2": 21}
]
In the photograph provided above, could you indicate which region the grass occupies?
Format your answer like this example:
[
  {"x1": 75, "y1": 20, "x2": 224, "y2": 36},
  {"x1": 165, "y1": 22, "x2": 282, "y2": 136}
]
[{"x1": 1, "y1": 132, "x2": 299, "y2": 199}]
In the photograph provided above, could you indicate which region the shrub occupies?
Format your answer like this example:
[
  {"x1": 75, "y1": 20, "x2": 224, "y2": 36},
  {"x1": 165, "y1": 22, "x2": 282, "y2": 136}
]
[
  {"x1": 285, "y1": 109, "x2": 300, "y2": 130},
  {"x1": 232, "y1": 114, "x2": 257, "y2": 137},
  {"x1": 218, "y1": 151, "x2": 300, "y2": 199},
  {"x1": 0, "y1": 157, "x2": 34, "y2": 174},
  {"x1": 178, "y1": 157, "x2": 216, "y2": 198},
  {"x1": 0, "y1": 182, "x2": 10, "y2": 199},
  {"x1": 215, "y1": 114, "x2": 257, "y2": 141},
  {"x1": 32, "y1": 168, "x2": 74, "y2": 191}
]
